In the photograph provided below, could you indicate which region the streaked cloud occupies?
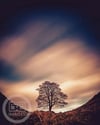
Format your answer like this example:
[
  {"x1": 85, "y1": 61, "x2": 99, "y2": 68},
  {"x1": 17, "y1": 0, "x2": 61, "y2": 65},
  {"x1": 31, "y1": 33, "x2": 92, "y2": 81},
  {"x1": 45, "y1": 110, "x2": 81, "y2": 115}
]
[{"x1": 0, "y1": 15, "x2": 100, "y2": 112}]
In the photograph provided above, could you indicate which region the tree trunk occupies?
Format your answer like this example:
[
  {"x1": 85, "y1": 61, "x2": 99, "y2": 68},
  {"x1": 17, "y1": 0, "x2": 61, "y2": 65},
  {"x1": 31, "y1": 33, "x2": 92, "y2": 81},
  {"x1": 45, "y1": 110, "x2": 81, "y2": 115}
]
[{"x1": 49, "y1": 106, "x2": 52, "y2": 112}]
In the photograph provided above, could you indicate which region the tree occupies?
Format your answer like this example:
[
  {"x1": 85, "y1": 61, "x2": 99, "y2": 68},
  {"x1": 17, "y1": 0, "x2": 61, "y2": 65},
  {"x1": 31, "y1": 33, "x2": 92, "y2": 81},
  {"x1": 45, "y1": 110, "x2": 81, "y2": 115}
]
[{"x1": 36, "y1": 81, "x2": 68, "y2": 112}]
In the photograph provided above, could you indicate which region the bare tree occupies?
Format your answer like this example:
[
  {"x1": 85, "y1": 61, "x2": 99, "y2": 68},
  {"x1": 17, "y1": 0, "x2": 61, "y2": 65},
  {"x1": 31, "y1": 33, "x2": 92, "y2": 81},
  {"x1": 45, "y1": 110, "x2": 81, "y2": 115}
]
[{"x1": 36, "y1": 81, "x2": 68, "y2": 112}]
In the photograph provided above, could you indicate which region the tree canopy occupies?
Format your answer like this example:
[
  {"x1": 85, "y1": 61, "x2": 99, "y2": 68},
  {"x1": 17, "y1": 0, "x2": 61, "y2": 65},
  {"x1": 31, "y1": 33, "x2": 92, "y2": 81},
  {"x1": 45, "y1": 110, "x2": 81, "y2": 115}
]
[{"x1": 36, "y1": 81, "x2": 68, "y2": 111}]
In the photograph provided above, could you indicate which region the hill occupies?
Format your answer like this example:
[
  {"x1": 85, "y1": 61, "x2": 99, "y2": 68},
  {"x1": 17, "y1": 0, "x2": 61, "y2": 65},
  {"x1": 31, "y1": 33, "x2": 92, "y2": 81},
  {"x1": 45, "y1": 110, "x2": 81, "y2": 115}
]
[
  {"x1": 28, "y1": 92, "x2": 100, "y2": 125},
  {"x1": 0, "y1": 92, "x2": 28, "y2": 125}
]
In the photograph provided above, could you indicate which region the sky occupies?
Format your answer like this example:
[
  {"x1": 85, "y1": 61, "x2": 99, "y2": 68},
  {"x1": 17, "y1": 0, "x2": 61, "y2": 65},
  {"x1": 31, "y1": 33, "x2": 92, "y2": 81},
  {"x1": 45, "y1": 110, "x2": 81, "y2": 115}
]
[{"x1": 0, "y1": 0, "x2": 100, "y2": 112}]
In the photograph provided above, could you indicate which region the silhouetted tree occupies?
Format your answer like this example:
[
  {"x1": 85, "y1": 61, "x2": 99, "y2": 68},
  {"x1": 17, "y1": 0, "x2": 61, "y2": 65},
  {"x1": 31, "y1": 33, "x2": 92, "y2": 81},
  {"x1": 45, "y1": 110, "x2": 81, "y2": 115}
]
[{"x1": 36, "y1": 81, "x2": 68, "y2": 112}]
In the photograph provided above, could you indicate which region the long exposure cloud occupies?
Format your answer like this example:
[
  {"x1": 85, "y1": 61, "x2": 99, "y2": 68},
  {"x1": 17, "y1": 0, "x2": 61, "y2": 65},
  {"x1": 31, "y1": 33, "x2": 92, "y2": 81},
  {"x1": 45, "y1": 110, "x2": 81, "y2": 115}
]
[{"x1": 0, "y1": 13, "x2": 100, "y2": 112}]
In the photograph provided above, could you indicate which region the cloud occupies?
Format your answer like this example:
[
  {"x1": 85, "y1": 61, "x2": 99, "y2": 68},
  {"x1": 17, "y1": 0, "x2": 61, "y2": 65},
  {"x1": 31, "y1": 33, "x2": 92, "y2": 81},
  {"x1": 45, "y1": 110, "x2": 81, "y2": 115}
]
[
  {"x1": 61, "y1": 73, "x2": 100, "y2": 97},
  {"x1": 0, "y1": 15, "x2": 100, "y2": 112},
  {"x1": 17, "y1": 38, "x2": 100, "y2": 82},
  {"x1": 0, "y1": 59, "x2": 24, "y2": 81},
  {"x1": 0, "y1": 37, "x2": 99, "y2": 112},
  {"x1": 0, "y1": 36, "x2": 29, "y2": 63}
]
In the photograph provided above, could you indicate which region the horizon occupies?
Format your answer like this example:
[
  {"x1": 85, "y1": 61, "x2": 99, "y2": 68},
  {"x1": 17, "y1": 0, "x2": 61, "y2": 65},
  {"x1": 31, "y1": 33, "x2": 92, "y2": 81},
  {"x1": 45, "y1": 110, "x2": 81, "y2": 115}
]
[{"x1": 0, "y1": 91, "x2": 99, "y2": 113}]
